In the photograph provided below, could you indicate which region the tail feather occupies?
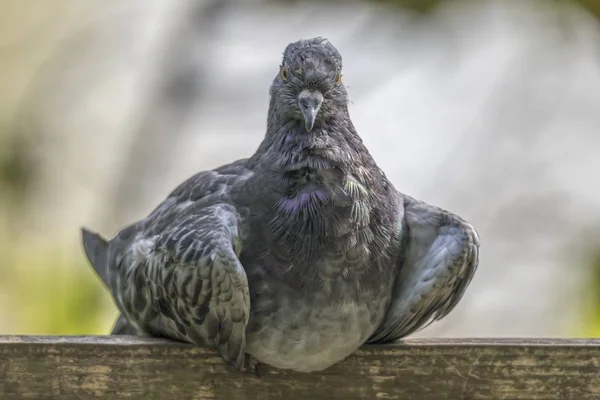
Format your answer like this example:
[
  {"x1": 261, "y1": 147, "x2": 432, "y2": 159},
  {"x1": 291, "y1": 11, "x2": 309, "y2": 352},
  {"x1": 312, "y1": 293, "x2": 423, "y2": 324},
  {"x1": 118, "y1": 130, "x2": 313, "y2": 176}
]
[
  {"x1": 111, "y1": 314, "x2": 139, "y2": 335},
  {"x1": 81, "y1": 227, "x2": 110, "y2": 287}
]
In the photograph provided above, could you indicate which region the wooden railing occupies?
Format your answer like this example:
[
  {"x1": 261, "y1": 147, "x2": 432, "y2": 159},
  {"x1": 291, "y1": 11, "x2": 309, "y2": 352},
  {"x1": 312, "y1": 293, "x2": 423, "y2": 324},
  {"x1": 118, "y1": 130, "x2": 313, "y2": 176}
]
[{"x1": 1, "y1": 336, "x2": 598, "y2": 399}]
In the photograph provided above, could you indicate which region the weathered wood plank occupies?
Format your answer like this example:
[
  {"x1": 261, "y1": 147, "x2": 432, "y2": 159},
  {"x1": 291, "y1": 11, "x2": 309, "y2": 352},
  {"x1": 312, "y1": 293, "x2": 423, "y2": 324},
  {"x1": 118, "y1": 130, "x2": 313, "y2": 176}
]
[{"x1": 1, "y1": 336, "x2": 599, "y2": 399}]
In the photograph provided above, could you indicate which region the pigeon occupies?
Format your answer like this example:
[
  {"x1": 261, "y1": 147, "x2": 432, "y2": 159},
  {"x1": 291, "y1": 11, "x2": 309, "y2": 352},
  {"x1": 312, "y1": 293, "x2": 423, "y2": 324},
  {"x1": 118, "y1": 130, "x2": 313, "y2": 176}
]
[{"x1": 81, "y1": 37, "x2": 480, "y2": 373}]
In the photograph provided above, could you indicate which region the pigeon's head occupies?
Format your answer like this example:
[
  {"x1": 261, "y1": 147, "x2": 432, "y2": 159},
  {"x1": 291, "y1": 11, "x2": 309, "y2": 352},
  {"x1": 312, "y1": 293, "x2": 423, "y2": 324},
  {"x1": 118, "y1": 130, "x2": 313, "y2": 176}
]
[{"x1": 270, "y1": 37, "x2": 348, "y2": 132}]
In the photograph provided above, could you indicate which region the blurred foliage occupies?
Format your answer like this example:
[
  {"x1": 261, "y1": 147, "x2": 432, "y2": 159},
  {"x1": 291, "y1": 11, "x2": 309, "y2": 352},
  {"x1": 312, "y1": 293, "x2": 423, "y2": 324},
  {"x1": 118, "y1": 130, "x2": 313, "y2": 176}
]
[
  {"x1": 305, "y1": 0, "x2": 600, "y2": 19},
  {"x1": 572, "y1": 0, "x2": 600, "y2": 20},
  {"x1": 0, "y1": 117, "x2": 113, "y2": 333},
  {"x1": 0, "y1": 233, "x2": 115, "y2": 334},
  {"x1": 581, "y1": 254, "x2": 600, "y2": 337},
  {"x1": 0, "y1": 131, "x2": 34, "y2": 208},
  {"x1": 382, "y1": 0, "x2": 600, "y2": 22},
  {"x1": 278, "y1": 0, "x2": 445, "y2": 14},
  {"x1": 374, "y1": 0, "x2": 448, "y2": 14}
]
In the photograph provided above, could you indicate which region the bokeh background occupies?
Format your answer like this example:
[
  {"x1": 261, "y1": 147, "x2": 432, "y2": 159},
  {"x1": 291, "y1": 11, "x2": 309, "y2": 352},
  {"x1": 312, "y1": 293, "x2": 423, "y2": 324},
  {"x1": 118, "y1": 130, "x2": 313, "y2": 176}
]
[{"x1": 1, "y1": 0, "x2": 600, "y2": 337}]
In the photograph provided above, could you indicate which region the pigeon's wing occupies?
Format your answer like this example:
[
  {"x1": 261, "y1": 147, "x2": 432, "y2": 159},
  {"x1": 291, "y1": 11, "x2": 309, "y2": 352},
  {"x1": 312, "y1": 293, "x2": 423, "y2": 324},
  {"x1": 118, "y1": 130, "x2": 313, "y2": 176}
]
[
  {"x1": 367, "y1": 195, "x2": 480, "y2": 343},
  {"x1": 111, "y1": 165, "x2": 252, "y2": 369}
]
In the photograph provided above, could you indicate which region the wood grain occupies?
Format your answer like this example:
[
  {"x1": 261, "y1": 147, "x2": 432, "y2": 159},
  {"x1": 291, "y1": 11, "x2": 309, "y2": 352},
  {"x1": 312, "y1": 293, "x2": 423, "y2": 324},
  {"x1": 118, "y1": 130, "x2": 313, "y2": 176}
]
[{"x1": 1, "y1": 336, "x2": 599, "y2": 399}]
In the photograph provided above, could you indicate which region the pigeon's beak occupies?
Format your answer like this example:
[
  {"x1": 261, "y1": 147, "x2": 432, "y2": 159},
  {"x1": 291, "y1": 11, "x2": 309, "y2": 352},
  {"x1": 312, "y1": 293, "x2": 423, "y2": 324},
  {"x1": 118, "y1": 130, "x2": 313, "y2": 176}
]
[{"x1": 298, "y1": 90, "x2": 324, "y2": 132}]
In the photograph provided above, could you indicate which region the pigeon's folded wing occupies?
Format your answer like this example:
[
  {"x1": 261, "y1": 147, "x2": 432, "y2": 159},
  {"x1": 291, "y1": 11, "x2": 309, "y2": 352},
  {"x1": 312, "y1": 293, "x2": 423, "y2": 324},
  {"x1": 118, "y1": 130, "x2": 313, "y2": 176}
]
[
  {"x1": 367, "y1": 195, "x2": 479, "y2": 343},
  {"x1": 113, "y1": 167, "x2": 251, "y2": 369}
]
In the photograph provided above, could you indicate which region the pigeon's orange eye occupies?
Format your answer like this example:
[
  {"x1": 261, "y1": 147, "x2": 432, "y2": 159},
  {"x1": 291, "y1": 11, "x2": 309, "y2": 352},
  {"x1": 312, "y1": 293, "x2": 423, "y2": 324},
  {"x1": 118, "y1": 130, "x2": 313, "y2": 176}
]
[
  {"x1": 336, "y1": 73, "x2": 343, "y2": 86},
  {"x1": 281, "y1": 67, "x2": 288, "y2": 81}
]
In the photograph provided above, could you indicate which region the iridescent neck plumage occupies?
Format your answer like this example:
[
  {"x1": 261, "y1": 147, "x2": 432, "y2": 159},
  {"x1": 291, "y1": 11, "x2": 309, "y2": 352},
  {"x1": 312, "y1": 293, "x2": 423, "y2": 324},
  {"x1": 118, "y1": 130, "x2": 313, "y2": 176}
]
[
  {"x1": 244, "y1": 108, "x2": 390, "y2": 288},
  {"x1": 257, "y1": 121, "x2": 373, "y2": 241}
]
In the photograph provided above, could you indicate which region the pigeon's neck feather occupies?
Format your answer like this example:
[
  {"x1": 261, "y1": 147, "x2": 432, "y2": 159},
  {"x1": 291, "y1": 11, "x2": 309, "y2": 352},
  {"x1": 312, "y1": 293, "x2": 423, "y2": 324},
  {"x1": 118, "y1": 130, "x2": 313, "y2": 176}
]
[
  {"x1": 253, "y1": 120, "x2": 377, "y2": 242},
  {"x1": 242, "y1": 117, "x2": 396, "y2": 291}
]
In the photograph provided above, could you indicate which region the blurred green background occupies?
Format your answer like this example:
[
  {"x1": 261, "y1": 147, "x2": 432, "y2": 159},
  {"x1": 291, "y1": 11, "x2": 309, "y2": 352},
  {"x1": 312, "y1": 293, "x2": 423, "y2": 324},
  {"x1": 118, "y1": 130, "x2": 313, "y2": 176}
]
[{"x1": 1, "y1": 0, "x2": 600, "y2": 337}]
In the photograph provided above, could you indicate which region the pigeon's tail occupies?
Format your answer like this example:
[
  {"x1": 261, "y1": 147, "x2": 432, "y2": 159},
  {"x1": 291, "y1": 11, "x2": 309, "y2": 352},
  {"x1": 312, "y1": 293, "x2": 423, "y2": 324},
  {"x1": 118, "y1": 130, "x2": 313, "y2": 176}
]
[
  {"x1": 111, "y1": 313, "x2": 139, "y2": 335},
  {"x1": 81, "y1": 227, "x2": 110, "y2": 287}
]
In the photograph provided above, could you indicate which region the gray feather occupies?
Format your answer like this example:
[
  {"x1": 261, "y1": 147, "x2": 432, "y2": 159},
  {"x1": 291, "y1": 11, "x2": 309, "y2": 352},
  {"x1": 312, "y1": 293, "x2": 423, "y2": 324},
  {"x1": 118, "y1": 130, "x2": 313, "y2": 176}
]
[
  {"x1": 367, "y1": 195, "x2": 480, "y2": 343},
  {"x1": 111, "y1": 314, "x2": 138, "y2": 335},
  {"x1": 82, "y1": 165, "x2": 253, "y2": 370},
  {"x1": 81, "y1": 228, "x2": 110, "y2": 287}
]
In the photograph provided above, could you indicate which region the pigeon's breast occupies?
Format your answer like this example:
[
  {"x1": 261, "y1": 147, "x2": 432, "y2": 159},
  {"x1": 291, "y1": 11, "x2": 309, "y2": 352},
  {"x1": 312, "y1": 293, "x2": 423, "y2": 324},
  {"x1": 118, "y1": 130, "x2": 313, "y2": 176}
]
[
  {"x1": 244, "y1": 268, "x2": 391, "y2": 372},
  {"x1": 240, "y1": 146, "x2": 395, "y2": 371}
]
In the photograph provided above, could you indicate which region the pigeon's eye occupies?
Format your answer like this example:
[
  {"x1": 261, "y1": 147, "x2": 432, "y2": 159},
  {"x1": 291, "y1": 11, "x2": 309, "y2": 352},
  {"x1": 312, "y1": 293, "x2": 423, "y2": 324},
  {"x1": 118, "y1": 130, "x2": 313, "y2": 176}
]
[
  {"x1": 336, "y1": 73, "x2": 343, "y2": 86},
  {"x1": 281, "y1": 67, "x2": 288, "y2": 81}
]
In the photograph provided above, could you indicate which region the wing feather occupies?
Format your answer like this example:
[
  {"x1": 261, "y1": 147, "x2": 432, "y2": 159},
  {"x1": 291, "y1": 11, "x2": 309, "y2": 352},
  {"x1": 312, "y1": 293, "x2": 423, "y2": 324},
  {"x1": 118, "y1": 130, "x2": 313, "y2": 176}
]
[
  {"x1": 367, "y1": 195, "x2": 480, "y2": 343},
  {"x1": 106, "y1": 164, "x2": 252, "y2": 369}
]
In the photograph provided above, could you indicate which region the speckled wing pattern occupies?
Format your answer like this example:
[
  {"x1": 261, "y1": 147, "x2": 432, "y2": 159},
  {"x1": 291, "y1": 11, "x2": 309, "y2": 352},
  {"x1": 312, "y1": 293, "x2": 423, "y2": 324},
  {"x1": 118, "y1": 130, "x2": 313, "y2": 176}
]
[
  {"x1": 367, "y1": 194, "x2": 480, "y2": 343},
  {"x1": 109, "y1": 163, "x2": 252, "y2": 369}
]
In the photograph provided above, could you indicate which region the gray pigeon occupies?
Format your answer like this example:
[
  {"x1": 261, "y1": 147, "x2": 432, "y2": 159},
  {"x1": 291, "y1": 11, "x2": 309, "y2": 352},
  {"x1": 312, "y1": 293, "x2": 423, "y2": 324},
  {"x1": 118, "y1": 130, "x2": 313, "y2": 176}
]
[{"x1": 81, "y1": 37, "x2": 479, "y2": 373}]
